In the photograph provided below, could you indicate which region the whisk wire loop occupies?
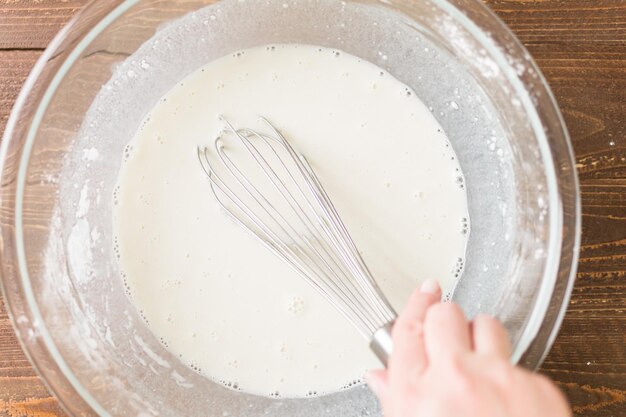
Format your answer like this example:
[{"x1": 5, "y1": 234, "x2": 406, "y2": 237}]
[{"x1": 197, "y1": 117, "x2": 396, "y2": 354}]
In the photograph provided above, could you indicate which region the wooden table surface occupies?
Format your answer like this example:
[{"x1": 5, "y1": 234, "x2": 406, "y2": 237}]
[{"x1": 0, "y1": 0, "x2": 625, "y2": 416}]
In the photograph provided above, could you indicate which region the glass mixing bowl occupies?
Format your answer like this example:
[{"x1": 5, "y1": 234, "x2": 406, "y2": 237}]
[{"x1": 0, "y1": 0, "x2": 580, "y2": 416}]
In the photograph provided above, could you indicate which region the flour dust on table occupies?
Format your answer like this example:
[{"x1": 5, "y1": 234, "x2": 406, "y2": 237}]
[{"x1": 113, "y1": 44, "x2": 470, "y2": 398}]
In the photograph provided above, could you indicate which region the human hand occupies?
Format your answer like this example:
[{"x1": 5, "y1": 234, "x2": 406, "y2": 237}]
[{"x1": 366, "y1": 279, "x2": 571, "y2": 417}]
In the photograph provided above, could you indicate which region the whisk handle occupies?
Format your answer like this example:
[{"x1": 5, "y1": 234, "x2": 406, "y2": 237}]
[{"x1": 370, "y1": 322, "x2": 394, "y2": 366}]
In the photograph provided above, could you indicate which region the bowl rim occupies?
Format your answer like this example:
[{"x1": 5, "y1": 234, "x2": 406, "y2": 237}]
[
  {"x1": 435, "y1": 0, "x2": 581, "y2": 367},
  {"x1": 0, "y1": 0, "x2": 581, "y2": 416},
  {"x1": 0, "y1": 2, "x2": 140, "y2": 416}
]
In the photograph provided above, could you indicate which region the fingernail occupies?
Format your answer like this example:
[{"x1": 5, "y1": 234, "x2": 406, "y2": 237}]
[
  {"x1": 420, "y1": 278, "x2": 440, "y2": 294},
  {"x1": 364, "y1": 373, "x2": 382, "y2": 398}
]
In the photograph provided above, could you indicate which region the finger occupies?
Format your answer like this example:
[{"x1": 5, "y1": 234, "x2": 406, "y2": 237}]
[
  {"x1": 424, "y1": 302, "x2": 471, "y2": 361},
  {"x1": 401, "y1": 279, "x2": 442, "y2": 322},
  {"x1": 389, "y1": 279, "x2": 441, "y2": 383},
  {"x1": 533, "y1": 374, "x2": 572, "y2": 416},
  {"x1": 472, "y1": 314, "x2": 511, "y2": 359},
  {"x1": 365, "y1": 369, "x2": 389, "y2": 400}
]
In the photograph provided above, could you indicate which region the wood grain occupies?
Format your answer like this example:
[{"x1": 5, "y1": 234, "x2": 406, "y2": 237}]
[
  {"x1": 1, "y1": 0, "x2": 625, "y2": 416},
  {"x1": 0, "y1": 0, "x2": 84, "y2": 49}
]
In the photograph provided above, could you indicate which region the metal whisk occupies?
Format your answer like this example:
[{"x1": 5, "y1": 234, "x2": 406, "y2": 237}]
[{"x1": 197, "y1": 117, "x2": 396, "y2": 364}]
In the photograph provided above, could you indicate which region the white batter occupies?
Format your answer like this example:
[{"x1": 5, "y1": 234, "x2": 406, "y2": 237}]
[{"x1": 114, "y1": 44, "x2": 469, "y2": 398}]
